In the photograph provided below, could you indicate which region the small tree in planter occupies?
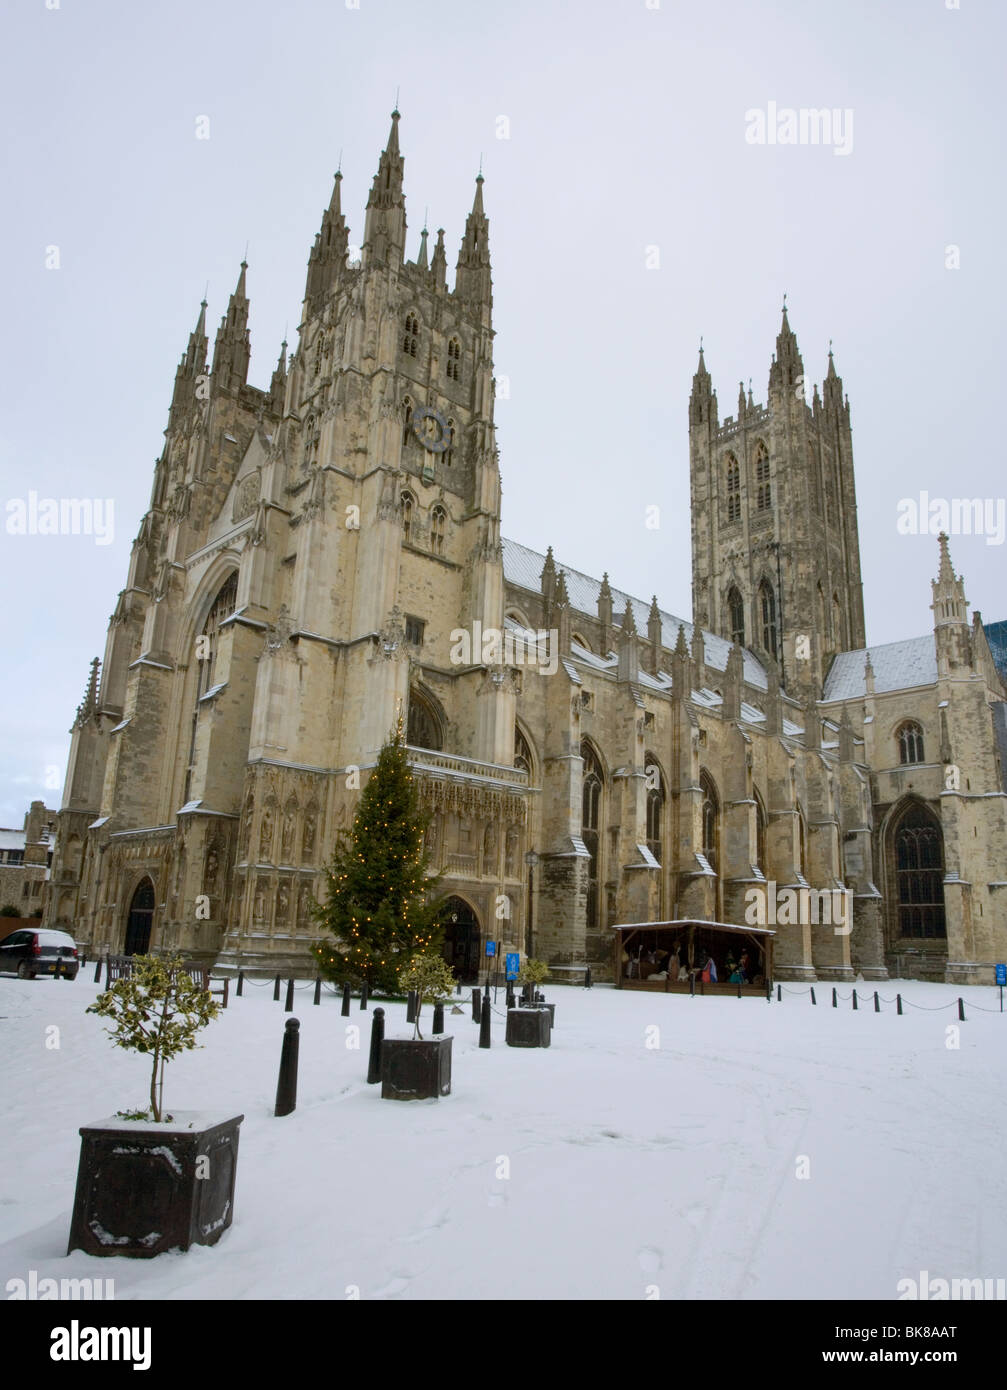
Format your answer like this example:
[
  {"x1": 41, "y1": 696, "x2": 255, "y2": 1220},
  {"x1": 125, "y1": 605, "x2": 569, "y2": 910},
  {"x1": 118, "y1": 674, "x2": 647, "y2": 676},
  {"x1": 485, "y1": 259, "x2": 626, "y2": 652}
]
[
  {"x1": 518, "y1": 957, "x2": 550, "y2": 996},
  {"x1": 86, "y1": 953, "x2": 220, "y2": 1122},
  {"x1": 68, "y1": 953, "x2": 243, "y2": 1259},
  {"x1": 397, "y1": 952, "x2": 457, "y2": 1040}
]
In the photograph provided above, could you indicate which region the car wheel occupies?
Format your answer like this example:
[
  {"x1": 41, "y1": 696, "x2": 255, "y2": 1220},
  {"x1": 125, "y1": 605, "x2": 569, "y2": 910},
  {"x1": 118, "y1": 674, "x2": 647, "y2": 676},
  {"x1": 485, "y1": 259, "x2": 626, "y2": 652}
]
[{"x1": 16, "y1": 961, "x2": 31, "y2": 980}]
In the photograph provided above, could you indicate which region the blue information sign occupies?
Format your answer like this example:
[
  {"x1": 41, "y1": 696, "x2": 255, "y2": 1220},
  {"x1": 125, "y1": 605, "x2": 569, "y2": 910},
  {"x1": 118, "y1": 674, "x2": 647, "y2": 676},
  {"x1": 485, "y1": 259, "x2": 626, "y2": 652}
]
[
  {"x1": 506, "y1": 952, "x2": 520, "y2": 981},
  {"x1": 485, "y1": 941, "x2": 496, "y2": 957},
  {"x1": 996, "y1": 963, "x2": 1006, "y2": 986}
]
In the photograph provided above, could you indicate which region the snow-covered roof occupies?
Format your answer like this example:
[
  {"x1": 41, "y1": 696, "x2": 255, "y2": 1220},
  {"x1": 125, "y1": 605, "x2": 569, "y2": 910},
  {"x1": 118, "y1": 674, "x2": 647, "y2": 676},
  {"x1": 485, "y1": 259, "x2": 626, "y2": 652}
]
[
  {"x1": 0, "y1": 829, "x2": 26, "y2": 851},
  {"x1": 823, "y1": 635, "x2": 937, "y2": 702},
  {"x1": 502, "y1": 536, "x2": 769, "y2": 691}
]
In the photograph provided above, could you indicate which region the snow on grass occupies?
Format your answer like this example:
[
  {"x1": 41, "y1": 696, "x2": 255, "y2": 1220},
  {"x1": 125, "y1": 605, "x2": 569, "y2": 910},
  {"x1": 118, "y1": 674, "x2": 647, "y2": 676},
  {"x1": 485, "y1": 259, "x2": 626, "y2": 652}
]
[{"x1": 1, "y1": 973, "x2": 1005, "y2": 1300}]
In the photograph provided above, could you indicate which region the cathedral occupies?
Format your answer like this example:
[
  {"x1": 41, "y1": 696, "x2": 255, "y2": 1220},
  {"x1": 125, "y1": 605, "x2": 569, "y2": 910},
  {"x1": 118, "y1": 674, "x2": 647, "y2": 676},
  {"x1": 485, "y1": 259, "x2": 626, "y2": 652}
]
[{"x1": 44, "y1": 112, "x2": 1007, "y2": 985}]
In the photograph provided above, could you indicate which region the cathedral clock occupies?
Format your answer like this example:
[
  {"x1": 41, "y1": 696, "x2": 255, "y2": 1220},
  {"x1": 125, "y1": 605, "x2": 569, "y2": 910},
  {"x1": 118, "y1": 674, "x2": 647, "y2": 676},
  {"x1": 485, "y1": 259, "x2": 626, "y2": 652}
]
[{"x1": 411, "y1": 405, "x2": 451, "y2": 453}]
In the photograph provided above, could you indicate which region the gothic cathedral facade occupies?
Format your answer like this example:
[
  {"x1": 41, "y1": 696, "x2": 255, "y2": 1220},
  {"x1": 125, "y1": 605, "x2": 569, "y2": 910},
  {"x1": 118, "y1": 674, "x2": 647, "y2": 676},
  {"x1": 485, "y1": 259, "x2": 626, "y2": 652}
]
[{"x1": 45, "y1": 114, "x2": 1007, "y2": 984}]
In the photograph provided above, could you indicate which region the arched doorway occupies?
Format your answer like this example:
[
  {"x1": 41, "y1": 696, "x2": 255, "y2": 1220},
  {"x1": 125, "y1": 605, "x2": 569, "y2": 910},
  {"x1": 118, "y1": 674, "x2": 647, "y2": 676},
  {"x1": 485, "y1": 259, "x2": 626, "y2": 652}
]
[
  {"x1": 891, "y1": 802, "x2": 946, "y2": 940},
  {"x1": 442, "y1": 896, "x2": 481, "y2": 983},
  {"x1": 124, "y1": 879, "x2": 155, "y2": 956}
]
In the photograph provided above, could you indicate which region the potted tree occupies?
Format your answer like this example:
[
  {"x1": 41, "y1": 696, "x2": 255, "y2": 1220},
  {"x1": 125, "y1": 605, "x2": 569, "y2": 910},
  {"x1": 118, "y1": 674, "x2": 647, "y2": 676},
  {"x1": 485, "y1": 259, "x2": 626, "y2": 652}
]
[
  {"x1": 67, "y1": 953, "x2": 242, "y2": 1259},
  {"x1": 379, "y1": 952, "x2": 458, "y2": 1100},
  {"x1": 519, "y1": 957, "x2": 554, "y2": 1022},
  {"x1": 507, "y1": 956, "x2": 553, "y2": 1047}
]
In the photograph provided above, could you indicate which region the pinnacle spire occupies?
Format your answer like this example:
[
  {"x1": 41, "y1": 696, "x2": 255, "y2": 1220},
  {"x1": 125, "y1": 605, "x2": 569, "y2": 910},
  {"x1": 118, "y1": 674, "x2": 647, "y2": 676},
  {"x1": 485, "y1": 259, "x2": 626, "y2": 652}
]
[
  {"x1": 363, "y1": 109, "x2": 406, "y2": 266},
  {"x1": 211, "y1": 259, "x2": 251, "y2": 394},
  {"x1": 74, "y1": 657, "x2": 101, "y2": 727},
  {"x1": 417, "y1": 224, "x2": 429, "y2": 271},
  {"x1": 455, "y1": 172, "x2": 491, "y2": 316},
  {"x1": 431, "y1": 227, "x2": 447, "y2": 289},
  {"x1": 621, "y1": 599, "x2": 637, "y2": 636}
]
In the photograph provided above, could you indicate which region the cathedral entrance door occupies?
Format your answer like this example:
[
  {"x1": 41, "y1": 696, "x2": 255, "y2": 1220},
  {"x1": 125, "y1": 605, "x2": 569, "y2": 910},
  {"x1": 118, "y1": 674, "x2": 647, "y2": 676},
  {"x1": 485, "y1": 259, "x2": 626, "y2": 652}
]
[
  {"x1": 442, "y1": 897, "x2": 481, "y2": 983},
  {"x1": 124, "y1": 879, "x2": 155, "y2": 956}
]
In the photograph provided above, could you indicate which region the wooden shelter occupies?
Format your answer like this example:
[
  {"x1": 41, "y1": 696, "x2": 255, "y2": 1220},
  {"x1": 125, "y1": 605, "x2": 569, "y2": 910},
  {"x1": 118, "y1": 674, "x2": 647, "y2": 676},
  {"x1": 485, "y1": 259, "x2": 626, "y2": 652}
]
[{"x1": 610, "y1": 919, "x2": 775, "y2": 996}]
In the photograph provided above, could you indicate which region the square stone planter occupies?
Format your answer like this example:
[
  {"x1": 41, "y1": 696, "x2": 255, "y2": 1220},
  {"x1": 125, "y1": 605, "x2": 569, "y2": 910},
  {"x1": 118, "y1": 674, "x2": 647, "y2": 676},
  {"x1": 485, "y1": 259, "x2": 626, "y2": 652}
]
[
  {"x1": 506, "y1": 1007, "x2": 551, "y2": 1048},
  {"x1": 380, "y1": 1036, "x2": 452, "y2": 1100},
  {"x1": 531, "y1": 1001, "x2": 556, "y2": 1028},
  {"x1": 67, "y1": 1111, "x2": 243, "y2": 1258}
]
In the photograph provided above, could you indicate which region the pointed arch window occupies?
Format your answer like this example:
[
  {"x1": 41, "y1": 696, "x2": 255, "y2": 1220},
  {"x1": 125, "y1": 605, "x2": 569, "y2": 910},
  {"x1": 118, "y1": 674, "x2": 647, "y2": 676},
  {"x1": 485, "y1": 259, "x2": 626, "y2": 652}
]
[
  {"x1": 727, "y1": 586, "x2": 745, "y2": 647},
  {"x1": 184, "y1": 572, "x2": 238, "y2": 803},
  {"x1": 754, "y1": 788, "x2": 767, "y2": 876},
  {"x1": 645, "y1": 756, "x2": 664, "y2": 864},
  {"x1": 725, "y1": 455, "x2": 741, "y2": 523},
  {"x1": 400, "y1": 491, "x2": 415, "y2": 545},
  {"x1": 407, "y1": 688, "x2": 442, "y2": 751},
  {"x1": 402, "y1": 313, "x2": 419, "y2": 357},
  {"x1": 755, "y1": 442, "x2": 771, "y2": 511},
  {"x1": 894, "y1": 803, "x2": 946, "y2": 938},
  {"x1": 700, "y1": 771, "x2": 719, "y2": 874},
  {"x1": 897, "y1": 721, "x2": 925, "y2": 766},
  {"x1": 447, "y1": 337, "x2": 462, "y2": 382},
  {"x1": 759, "y1": 580, "x2": 778, "y2": 658},
  {"x1": 430, "y1": 505, "x2": 446, "y2": 556},
  {"x1": 581, "y1": 740, "x2": 604, "y2": 931}
]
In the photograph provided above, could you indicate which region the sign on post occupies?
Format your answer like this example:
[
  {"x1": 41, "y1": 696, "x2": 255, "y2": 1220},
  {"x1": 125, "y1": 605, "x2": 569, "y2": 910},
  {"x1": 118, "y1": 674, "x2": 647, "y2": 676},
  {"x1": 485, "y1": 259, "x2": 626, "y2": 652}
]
[
  {"x1": 505, "y1": 952, "x2": 520, "y2": 981},
  {"x1": 485, "y1": 941, "x2": 496, "y2": 957},
  {"x1": 997, "y1": 963, "x2": 1006, "y2": 1012}
]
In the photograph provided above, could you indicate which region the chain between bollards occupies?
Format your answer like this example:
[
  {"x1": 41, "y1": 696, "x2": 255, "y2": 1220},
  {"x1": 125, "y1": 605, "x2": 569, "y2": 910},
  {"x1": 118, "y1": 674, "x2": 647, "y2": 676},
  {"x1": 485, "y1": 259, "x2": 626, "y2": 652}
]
[
  {"x1": 367, "y1": 1007, "x2": 385, "y2": 1084},
  {"x1": 274, "y1": 1018, "x2": 300, "y2": 1117}
]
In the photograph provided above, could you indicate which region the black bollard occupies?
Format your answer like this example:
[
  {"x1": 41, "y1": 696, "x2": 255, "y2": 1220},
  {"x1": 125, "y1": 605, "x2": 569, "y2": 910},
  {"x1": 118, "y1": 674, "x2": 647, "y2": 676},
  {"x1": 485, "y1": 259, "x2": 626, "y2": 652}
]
[
  {"x1": 690, "y1": 972, "x2": 695, "y2": 998},
  {"x1": 897, "y1": 993, "x2": 903, "y2": 1015},
  {"x1": 852, "y1": 988, "x2": 858, "y2": 1011},
  {"x1": 472, "y1": 988, "x2": 481, "y2": 1023},
  {"x1": 433, "y1": 1002, "x2": 445, "y2": 1035},
  {"x1": 54, "y1": 958, "x2": 62, "y2": 981},
  {"x1": 93, "y1": 957, "x2": 102, "y2": 984},
  {"x1": 406, "y1": 989, "x2": 417, "y2": 1023},
  {"x1": 456, "y1": 981, "x2": 462, "y2": 995},
  {"x1": 832, "y1": 987, "x2": 837, "y2": 1008},
  {"x1": 80, "y1": 954, "x2": 87, "y2": 968},
  {"x1": 766, "y1": 979, "x2": 772, "y2": 1002},
  {"x1": 585, "y1": 967, "x2": 593, "y2": 989},
  {"x1": 284, "y1": 978, "x2": 295, "y2": 1012},
  {"x1": 341, "y1": 983, "x2": 351, "y2": 1017},
  {"x1": 360, "y1": 982, "x2": 369, "y2": 1011},
  {"x1": 367, "y1": 1007, "x2": 385, "y2": 1084},
  {"x1": 874, "y1": 990, "x2": 880, "y2": 1013},
  {"x1": 105, "y1": 957, "x2": 112, "y2": 988},
  {"x1": 958, "y1": 997, "x2": 966, "y2": 1021},
  {"x1": 313, "y1": 977, "x2": 321, "y2": 1006},
  {"x1": 737, "y1": 981, "x2": 742, "y2": 999},
  {"x1": 479, "y1": 998, "x2": 492, "y2": 1048},
  {"x1": 777, "y1": 983, "x2": 782, "y2": 1002},
  {"x1": 273, "y1": 975, "x2": 280, "y2": 1001},
  {"x1": 810, "y1": 986, "x2": 817, "y2": 1006},
  {"x1": 237, "y1": 969, "x2": 245, "y2": 997},
  {"x1": 274, "y1": 1018, "x2": 300, "y2": 1117}
]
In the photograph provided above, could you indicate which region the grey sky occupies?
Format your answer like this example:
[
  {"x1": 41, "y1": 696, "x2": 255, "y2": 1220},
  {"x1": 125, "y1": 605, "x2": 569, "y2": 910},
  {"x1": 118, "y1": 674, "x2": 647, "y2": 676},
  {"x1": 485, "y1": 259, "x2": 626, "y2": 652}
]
[{"x1": 1, "y1": 0, "x2": 1004, "y2": 825}]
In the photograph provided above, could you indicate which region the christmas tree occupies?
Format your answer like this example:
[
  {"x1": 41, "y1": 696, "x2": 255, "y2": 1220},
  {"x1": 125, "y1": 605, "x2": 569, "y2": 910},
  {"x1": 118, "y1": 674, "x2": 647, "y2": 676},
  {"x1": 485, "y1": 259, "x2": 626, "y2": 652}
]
[{"x1": 311, "y1": 718, "x2": 446, "y2": 993}]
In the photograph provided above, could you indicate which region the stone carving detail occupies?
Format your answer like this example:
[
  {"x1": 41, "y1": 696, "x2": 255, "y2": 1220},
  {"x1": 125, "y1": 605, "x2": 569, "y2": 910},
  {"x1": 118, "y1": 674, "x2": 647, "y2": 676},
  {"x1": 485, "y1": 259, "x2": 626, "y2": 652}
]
[
  {"x1": 232, "y1": 471, "x2": 261, "y2": 524},
  {"x1": 259, "y1": 802, "x2": 275, "y2": 859},
  {"x1": 265, "y1": 606, "x2": 292, "y2": 655},
  {"x1": 302, "y1": 803, "x2": 318, "y2": 859},
  {"x1": 281, "y1": 799, "x2": 297, "y2": 861}
]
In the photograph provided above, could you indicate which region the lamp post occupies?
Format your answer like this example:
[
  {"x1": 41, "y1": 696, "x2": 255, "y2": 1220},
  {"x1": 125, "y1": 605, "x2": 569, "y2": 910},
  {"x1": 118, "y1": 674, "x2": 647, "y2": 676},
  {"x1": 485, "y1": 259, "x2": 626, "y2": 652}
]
[{"x1": 524, "y1": 850, "x2": 539, "y2": 960}]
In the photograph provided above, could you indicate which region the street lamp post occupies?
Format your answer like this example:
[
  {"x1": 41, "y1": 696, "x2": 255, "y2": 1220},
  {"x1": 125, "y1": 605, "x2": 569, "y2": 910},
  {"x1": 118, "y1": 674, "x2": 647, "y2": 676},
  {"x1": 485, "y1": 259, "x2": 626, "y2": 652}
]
[{"x1": 524, "y1": 850, "x2": 539, "y2": 960}]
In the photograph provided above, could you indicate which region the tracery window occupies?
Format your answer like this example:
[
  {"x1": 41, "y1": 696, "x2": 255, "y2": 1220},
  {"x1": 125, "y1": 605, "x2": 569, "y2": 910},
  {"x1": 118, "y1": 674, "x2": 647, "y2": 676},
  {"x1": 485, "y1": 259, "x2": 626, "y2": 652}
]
[{"x1": 897, "y1": 721, "x2": 925, "y2": 766}]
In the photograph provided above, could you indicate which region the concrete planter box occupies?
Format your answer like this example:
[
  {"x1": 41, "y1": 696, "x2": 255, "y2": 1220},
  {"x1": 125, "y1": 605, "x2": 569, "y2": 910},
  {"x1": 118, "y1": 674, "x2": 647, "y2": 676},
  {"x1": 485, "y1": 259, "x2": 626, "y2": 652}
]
[
  {"x1": 380, "y1": 1036, "x2": 452, "y2": 1100},
  {"x1": 67, "y1": 1111, "x2": 243, "y2": 1258},
  {"x1": 506, "y1": 1007, "x2": 551, "y2": 1048},
  {"x1": 530, "y1": 1001, "x2": 556, "y2": 1028}
]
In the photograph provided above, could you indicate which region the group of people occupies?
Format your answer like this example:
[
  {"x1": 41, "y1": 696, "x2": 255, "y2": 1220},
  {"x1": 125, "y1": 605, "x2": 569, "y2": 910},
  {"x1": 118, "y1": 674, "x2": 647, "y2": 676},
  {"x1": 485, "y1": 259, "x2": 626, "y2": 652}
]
[{"x1": 624, "y1": 940, "x2": 755, "y2": 986}]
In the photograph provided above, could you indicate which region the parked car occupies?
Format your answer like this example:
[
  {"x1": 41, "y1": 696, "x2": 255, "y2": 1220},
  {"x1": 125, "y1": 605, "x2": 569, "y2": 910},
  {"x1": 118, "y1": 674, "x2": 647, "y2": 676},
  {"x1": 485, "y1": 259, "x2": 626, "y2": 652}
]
[{"x1": 0, "y1": 927, "x2": 79, "y2": 980}]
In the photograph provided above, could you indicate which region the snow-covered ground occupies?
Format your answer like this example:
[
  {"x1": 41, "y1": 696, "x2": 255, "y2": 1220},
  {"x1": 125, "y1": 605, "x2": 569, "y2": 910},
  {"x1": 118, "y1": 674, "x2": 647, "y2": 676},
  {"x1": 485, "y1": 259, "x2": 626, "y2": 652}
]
[{"x1": 2, "y1": 971, "x2": 1005, "y2": 1300}]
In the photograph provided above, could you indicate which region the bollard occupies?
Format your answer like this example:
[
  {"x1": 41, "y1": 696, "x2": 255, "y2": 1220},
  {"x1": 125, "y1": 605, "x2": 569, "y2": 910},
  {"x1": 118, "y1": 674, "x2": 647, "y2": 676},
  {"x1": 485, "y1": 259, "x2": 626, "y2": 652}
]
[
  {"x1": 958, "y1": 997, "x2": 966, "y2": 1022},
  {"x1": 472, "y1": 988, "x2": 482, "y2": 1024},
  {"x1": 777, "y1": 984, "x2": 782, "y2": 1002},
  {"x1": 585, "y1": 967, "x2": 593, "y2": 989},
  {"x1": 360, "y1": 982, "x2": 369, "y2": 1011},
  {"x1": 284, "y1": 978, "x2": 295, "y2": 1012},
  {"x1": 80, "y1": 954, "x2": 87, "y2": 968},
  {"x1": 456, "y1": 982, "x2": 462, "y2": 995},
  {"x1": 105, "y1": 957, "x2": 112, "y2": 988},
  {"x1": 406, "y1": 989, "x2": 417, "y2": 1024},
  {"x1": 479, "y1": 998, "x2": 492, "y2": 1048},
  {"x1": 433, "y1": 1002, "x2": 445, "y2": 1035},
  {"x1": 274, "y1": 1018, "x2": 300, "y2": 1117},
  {"x1": 54, "y1": 958, "x2": 62, "y2": 981},
  {"x1": 874, "y1": 990, "x2": 880, "y2": 1013},
  {"x1": 737, "y1": 981, "x2": 742, "y2": 999},
  {"x1": 766, "y1": 980, "x2": 772, "y2": 1002},
  {"x1": 810, "y1": 986, "x2": 816, "y2": 1006},
  {"x1": 313, "y1": 977, "x2": 321, "y2": 1006},
  {"x1": 341, "y1": 983, "x2": 351, "y2": 1017},
  {"x1": 366, "y1": 1007, "x2": 385, "y2": 1084},
  {"x1": 94, "y1": 957, "x2": 102, "y2": 984},
  {"x1": 897, "y1": 993, "x2": 903, "y2": 1016},
  {"x1": 273, "y1": 975, "x2": 280, "y2": 1001},
  {"x1": 690, "y1": 973, "x2": 695, "y2": 998},
  {"x1": 852, "y1": 989, "x2": 858, "y2": 1011},
  {"x1": 237, "y1": 969, "x2": 245, "y2": 997},
  {"x1": 832, "y1": 987, "x2": 837, "y2": 1008}
]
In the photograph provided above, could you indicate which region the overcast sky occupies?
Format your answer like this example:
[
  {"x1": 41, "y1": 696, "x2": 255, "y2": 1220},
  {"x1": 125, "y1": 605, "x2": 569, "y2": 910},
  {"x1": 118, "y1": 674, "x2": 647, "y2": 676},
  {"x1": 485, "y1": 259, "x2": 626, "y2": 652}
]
[{"x1": 1, "y1": 0, "x2": 1004, "y2": 826}]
